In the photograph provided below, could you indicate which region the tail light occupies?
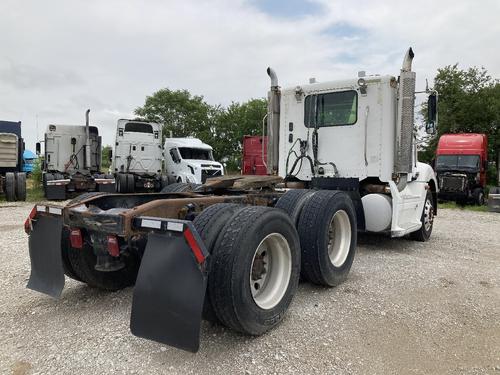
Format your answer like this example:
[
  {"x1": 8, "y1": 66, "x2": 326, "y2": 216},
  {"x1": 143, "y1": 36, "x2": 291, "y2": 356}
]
[
  {"x1": 70, "y1": 228, "x2": 83, "y2": 249},
  {"x1": 24, "y1": 206, "x2": 37, "y2": 235},
  {"x1": 107, "y1": 235, "x2": 120, "y2": 257}
]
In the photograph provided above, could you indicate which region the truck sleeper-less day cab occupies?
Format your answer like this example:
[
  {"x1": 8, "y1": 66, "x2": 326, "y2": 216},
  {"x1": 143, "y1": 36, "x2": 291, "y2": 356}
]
[
  {"x1": 164, "y1": 138, "x2": 224, "y2": 184},
  {"x1": 0, "y1": 120, "x2": 26, "y2": 201},
  {"x1": 24, "y1": 48, "x2": 438, "y2": 353},
  {"x1": 113, "y1": 119, "x2": 165, "y2": 193},
  {"x1": 38, "y1": 110, "x2": 115, "y2": 200},
  {"x1": 435, "y1": 133, "x2": 487, "y2": 205}
]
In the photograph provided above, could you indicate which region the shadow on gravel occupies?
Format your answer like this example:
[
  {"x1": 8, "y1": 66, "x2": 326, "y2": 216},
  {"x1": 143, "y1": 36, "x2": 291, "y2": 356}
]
[{"x1": 357, "y1": 232, "x2": 419, "y2": 253}]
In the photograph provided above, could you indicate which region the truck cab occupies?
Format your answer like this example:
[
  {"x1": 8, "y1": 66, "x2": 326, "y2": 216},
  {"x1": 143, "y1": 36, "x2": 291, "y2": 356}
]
[
  {"x1": 113, "y1": 119, "x2": 163, "y2": 193},
  {"x1": 435, "y1": 133, "x2": 487, "y2": 205},
  {"x1": 267, "y1": 48, "x2": 439, "y2": 238},
  {"x1": 164, "y1": 138, "x2": 224, "y2": 184}
]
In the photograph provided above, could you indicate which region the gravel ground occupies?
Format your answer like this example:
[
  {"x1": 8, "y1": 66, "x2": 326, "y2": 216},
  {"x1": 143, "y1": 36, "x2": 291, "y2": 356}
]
[{"x1": 1, "y1": 202, "x2": 499, "y2": 375}]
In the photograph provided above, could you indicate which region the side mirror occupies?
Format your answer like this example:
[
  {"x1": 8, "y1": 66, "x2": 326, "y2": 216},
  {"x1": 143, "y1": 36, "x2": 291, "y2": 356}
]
[
  {"x1": 36, "y1": 142, "x2": 41, "y2": 155},
  {"x1": 426, "y1": 93, "x2": 438, "y2": 135},
  {"x1": 109, "y1": 149, "x2": 113, "y2": 162}
]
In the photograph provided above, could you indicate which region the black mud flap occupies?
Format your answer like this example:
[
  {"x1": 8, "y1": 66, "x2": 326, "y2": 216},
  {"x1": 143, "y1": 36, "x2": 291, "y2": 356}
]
[
  {"x1": 27, "y1": 215, "x2": 65, "y2": 298},
  {"x1": 130, "y1": 220, "x2": 208, "y2": 353}
]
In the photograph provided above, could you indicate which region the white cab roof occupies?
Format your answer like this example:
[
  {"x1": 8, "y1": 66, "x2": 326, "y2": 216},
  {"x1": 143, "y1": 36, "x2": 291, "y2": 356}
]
[{"x1": 163, "y1": 137, "x2": 213, "y2": 150}]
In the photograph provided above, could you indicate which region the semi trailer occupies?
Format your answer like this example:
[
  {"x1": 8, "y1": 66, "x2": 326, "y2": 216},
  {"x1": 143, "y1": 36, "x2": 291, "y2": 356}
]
[
  {"x1": 0, "y1": 120, "x2": 26, "y2": 201},
  {"x1": 435, "y1": 133, "x2": 487, "y2": 205},
  {"x1": 24, "y1": 48, "x2": 438, "y2": 353},
  {"x1": 113, "y1": 119, "x2": 166, "y2": 193},
  {"x1": 37, "y1": 110, "x2": 115, "y2": 200}
]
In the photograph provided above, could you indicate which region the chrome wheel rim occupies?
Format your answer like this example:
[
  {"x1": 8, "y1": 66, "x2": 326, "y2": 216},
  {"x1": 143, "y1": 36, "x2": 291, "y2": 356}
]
[
  {"x1": 250, "y1": 233, "x2": 292, "y2": 310},
  {"x1": 328, "y1": 210, "x2": 351, "y2": 267},
  {"x1": 423, "y1": 198, "x2": 434, "y2": 232}
]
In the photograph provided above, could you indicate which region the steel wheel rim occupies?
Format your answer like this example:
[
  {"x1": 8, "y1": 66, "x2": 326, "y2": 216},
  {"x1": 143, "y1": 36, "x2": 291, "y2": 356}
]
[
  {"x1": 423, "y1": 198, "x2": 434, "y2": 231},
  {"x1": 328, "y1": 210, "x2": 351, "y2": 267},
  {"x1": 250, "y1": 233, "x2": 292, "y2": 310}
]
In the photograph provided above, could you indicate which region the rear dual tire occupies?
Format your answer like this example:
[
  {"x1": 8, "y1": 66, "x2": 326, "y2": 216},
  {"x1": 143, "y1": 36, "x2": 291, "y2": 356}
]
[
  {"x1": 276, "y1": 189, "x2": 357, "y2": 287},
  {"x1": 4, "y1": 172, "x2": 26, "y2": 201},
  {"x1": 197, "y1": 204, "x2": 301, "y2": 335}
]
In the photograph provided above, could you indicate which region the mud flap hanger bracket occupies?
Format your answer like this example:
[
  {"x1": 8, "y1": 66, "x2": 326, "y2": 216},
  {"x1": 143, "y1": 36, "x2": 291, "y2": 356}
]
[{"x1": 130, "y1": 216, "x2": 209, "y2": 353}]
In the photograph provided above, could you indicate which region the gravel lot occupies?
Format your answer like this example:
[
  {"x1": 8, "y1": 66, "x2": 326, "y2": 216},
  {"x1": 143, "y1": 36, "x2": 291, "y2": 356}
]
[{"x1": 1, "y1": 202, "x2": 499, "y2": 374}]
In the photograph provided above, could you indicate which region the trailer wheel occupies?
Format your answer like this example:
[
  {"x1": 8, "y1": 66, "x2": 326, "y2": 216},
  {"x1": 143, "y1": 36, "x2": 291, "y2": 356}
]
[
  {"x1": 126, "y1": 174, "x2": 135, "y2": 193},
  {"x1": 298, "y1": 190, "x2": 357, "y2": 287},
  {"x1": 410, "y1": 191, "x2": 434, "y2": 242},
  {"x1": 160, "y1": 182, "x2": 200, "y2": 193},
  {"x1": 193, "y1": 203, "x2": 245, "y2": 323},
  {"x1": 15, "y1": 172, "x2": 27, "y2": 201},
  {"x1": 275, "y1": 189, "x2": 317, "y2": 226},
  {"x1": 5, "y1": 173, "x2": 16, "y2": 201},
  {"x1": 210, "y1": 206, "x2": 300, "y2": 335},
  {"x1": 67, "y1": 239, "x2": 139, "y2": 291}
]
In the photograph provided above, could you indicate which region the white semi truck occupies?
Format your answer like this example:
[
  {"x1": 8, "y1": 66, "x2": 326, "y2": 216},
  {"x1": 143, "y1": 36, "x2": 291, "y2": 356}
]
[
  {"x1": 38, "y1": 110, "x2": 115, "y2": 200},
  {"x1": 163, "y1": 137, "x2": 224, "y2": 184},
  {"x1": 112, "y1": 119, "x2": 166, "y2": 193},
  {"x1": 25, "y1": 47, "x2": 438, "y2": 353}
]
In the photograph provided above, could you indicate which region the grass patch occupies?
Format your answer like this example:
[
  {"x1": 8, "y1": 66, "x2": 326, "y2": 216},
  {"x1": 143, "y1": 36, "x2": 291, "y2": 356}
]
[{"x1": 438, "y1": 201, "x2": 488, "y2": 212}]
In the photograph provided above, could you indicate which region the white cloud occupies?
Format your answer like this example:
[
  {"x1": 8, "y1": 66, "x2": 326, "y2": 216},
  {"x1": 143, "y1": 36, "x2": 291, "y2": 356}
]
[{"x1": 0, "y1": 0, "x2": 499, "y2": 150}]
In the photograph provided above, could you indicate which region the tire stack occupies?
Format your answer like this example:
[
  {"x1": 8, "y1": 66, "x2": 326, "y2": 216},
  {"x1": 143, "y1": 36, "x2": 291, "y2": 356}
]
[{"x1": 3, "y1": 172, "x2": 26, "y2": 201}]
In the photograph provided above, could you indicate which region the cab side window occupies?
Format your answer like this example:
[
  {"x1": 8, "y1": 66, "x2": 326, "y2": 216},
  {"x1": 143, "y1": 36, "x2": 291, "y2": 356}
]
[{"x1": 169, "y1": 148, "x2": 181, "y2": 163}]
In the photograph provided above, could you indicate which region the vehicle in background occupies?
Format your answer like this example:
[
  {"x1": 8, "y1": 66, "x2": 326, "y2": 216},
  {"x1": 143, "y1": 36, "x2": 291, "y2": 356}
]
[
  {"x1": 242, "y1": 135, "x2": 267, "y2": 175},
  {"x1": 0, "y1": 120, "x2": 26, "y2": 201},
  {"x1": 164, "y1": 137, "x2": 223, "y2": 184},
  {"x1": 37, "y1": 110, "x2": 115, "y2": 200},
  {"x1": 113, "y1": 119, "x2": 166, "y2": 193},
  {"x1": 488, "y1": 152, "x2": 500, "y2": 212},
  {"x1": 435, "y1": 133, "x2": 487, "y2": 205},
  {"x1": 23, "y1": 149, "x2": 37, "y2": 175}
]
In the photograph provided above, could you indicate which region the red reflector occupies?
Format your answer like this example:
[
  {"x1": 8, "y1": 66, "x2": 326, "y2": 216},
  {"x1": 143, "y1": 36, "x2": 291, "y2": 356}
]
[
  {"x1": 24, "y1": 206, "x2": 37, "y2": 235},
  {"x1": 107, "y1": 235, "x2": 120, "y2": 257},
  {"x1": 183, "y1": 228, "x2": 205, "y2": 264},
  {"x1": 70, "y1": 228, "x2": 83, "y2": 249}
]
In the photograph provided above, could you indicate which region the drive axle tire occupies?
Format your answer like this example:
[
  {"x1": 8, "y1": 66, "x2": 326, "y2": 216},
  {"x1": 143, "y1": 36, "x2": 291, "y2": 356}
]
[
  {"x1": 116, "y1": 174, "x2": 127, "y2": 193},
  {"x1": 67, "y1": 234, "x2": 139, "y2": 291},
  {"x1": 5, "y1": 172, "x2": 16, "y2": 201},
  {"x1": 298, "y1": 190, "x2": 357, "y2": 287},
  {"x1": 15, "y1": 172, "x2": 27, "y2": 201},
  {"x1": 160, "y1": 182, "x2": 200, "y2": 193},
  {"x1": 67, "y1": 192, "x2": 110, "y2": 206},
  {"x1": 60, "y1": 228, "x2": 83, "y2": 282},
  {"x1": 193, "y1": 203, "x2": 245, "y2": 323},
  {"x1": 410, "y1": 191, "x2": 434, "y2": 242},
  {"x1": 210, "y1": 206, "x2": 300, "y2": 335},
  {"x1": 275, "y1": 189, "x2": 317, "y2": 226},
  {"x1": 472, "y1": 188, "x2": 485, "y2": 206},
  {"x1": 126, "y1": 174, "x2": 135, "y2": 193}
]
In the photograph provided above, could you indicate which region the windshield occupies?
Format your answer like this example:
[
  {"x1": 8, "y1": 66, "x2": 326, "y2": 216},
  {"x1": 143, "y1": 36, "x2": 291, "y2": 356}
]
[
  {"x1": 436, "y1": 155, "x2": 480, "y2": 171},
  {"x1": 178, "y1": 147, "x2": 214, "y2": 160},
  {"x1": 124, "y1": 122, "x2": 153, "y2": 134}
]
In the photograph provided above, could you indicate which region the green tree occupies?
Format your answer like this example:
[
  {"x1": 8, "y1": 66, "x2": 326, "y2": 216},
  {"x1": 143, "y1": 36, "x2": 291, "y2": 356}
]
[
  {"x1": 420, "y1": 64, "x2": 500, "y2": 183},
  {"x1": 101, "y1": 145, "x2": 112, "y2": 172},
  {"x1": 135, "y1": 88, "x2": 267, "y2": 172}
]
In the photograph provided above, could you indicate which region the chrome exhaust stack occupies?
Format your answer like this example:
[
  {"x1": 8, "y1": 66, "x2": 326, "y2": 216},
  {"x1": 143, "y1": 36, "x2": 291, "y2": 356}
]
[
  {"x1": 266, "y1": 67, "x2": 280, "y2": 175},
  {"x1": 85, "y1": 109, "x2": 91, "y2": 170}
]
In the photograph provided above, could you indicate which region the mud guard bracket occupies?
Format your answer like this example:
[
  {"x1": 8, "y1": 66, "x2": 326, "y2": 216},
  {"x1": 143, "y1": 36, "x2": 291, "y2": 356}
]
[
  {"x1": 130, "y1": 219, "x2": 208, "y2": 353},
  {"x1": 27, "y1": 214, "x2": 65, "y2": 298}
]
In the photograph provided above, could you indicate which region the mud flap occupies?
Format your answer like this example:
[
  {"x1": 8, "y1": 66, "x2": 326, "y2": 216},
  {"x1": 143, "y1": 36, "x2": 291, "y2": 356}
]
[
  {"x1": 130, "y1": 224, "x2": 208, "y2": 353},
  {"x1": 27, "y1": 215, "x2": 65, "y2": 298}
]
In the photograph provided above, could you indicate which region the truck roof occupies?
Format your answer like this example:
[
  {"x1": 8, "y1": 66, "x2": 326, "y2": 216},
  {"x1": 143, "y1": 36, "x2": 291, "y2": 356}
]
[
  {"x1": 282, "y1": 75, "x2": 395, "y2": 94},
  {"x1": 163, "y1": 137, "x2": 213, "y2": 150},
  {"x1": 437, "y1": 133, "x2": 487, "y2": 157},
  {"x1": 46, "y1": 124, "x2": 99, "y2": 135},
  {"x1": 0, "y1": 120, "x2": 22, "y2": 138}
]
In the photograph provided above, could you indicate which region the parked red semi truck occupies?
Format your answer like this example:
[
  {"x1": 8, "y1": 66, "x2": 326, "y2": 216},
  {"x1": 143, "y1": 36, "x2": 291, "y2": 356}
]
[
  {"x1": 241, "y1": 135, "x2": 267, "y2": 175},
  {"x1": 435, "y1": 133, "x2": 487, "y2": 205}
]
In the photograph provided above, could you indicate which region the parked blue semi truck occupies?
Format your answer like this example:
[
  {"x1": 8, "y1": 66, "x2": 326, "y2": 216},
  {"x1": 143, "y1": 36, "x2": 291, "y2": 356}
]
[
  {"x1": 0, "y1": 120, "x2": 27, "y2": 201},
  {"x1": 23, "y1": 149, "x2": 37, "y2": 175}
]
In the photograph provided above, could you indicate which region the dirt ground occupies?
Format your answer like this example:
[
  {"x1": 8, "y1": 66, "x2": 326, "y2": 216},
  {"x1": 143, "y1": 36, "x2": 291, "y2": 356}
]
[{"x1": 0, "y1": 202, "x2": 499, "y2": 374}]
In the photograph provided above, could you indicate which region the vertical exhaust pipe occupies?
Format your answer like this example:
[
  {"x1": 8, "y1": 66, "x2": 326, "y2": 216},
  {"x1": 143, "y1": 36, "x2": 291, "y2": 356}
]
[
  {"x1": 85, "y1": 109, "x2": 91, "y2": 170},
  {"x1": 266, "y1": 67, "x2": 280, "y2": 175}
]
